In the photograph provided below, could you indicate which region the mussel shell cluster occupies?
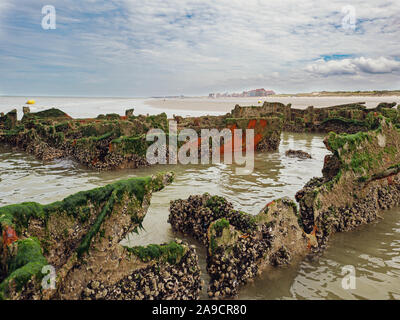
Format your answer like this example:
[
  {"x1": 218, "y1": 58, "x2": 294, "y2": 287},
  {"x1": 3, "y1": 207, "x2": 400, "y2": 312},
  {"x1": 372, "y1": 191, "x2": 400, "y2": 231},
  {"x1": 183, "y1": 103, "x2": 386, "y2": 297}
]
[
  {"x1": 169, "y1": 193, "x2": 276, "y2": 298},
  {"x1": 82, "y1": 242, "x2": 202, "y2": 300}
]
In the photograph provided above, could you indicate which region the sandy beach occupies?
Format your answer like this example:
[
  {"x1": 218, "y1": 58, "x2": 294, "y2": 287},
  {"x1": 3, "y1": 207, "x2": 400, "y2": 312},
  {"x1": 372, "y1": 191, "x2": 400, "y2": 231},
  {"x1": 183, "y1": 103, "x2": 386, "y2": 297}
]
[{"x1": 145, "y1": 96, "x2": 400, "y2": 114}]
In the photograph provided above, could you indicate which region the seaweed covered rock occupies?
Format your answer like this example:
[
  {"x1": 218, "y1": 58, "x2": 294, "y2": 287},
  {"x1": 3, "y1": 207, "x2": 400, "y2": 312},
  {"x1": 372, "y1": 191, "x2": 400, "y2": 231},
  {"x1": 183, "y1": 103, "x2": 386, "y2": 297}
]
[
  {"x1": 21, "y1": 108, "x2": 72, "y2": 121},
  {"x1": 0, "y1": 237, "x2": 47, "y2": 300},
  {"x1": 169, "y1": 194, "x2": 308, "y2": 298},
  {"x1": 296, "y1": 118, "x2": 400, "y2": 250},
  {"x1": 0, "y1": 109, "x2": 17, "y2": 130},
  {"x1": 285, "y1": 149, "x2": 312, "y2": 159},
  {"x1": 168, "y1": 194, "x2": 234, "y2": 245},
  {"x1": 173, "y1": 112, "x2": 283, "y2": 154},
  {"x1": 0, "y1": 172, "x2": 198, "y2": 300},
  {"x1": 224, "y1": 117, "x2": 282, "y2": 152},
  {"x1": 0, "y1": 107, "x2": 283, "y2": 170},
  {"x1": 1, "y1": 102, "x2": 398, "y2": 170},
  {"x1": 82, "y1": 241, "x2": 201, "y2": 300},
  {"x1": 0, "y1": 108, "x2": 169, "y2": 169},
  {"x1": 231, "y1": 101, "x2": 399, "y2": 133}
]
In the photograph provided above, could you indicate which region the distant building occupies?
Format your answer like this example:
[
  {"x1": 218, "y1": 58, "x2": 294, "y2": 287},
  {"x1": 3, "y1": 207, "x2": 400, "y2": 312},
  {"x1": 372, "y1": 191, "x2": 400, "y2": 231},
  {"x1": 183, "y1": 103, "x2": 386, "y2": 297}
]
[
  {"x1": 247, "y1": 88, "x2": 275, "y2": 97},
  {"x1": 211, "y1": 88, "x2": 275, "y2": 98}
]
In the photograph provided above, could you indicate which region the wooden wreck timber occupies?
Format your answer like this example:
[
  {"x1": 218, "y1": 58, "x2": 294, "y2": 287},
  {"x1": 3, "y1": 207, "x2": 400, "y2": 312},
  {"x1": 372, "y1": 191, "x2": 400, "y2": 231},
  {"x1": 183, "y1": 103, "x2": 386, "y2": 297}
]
[
  {"x1": 0, "y1": 172, "x2": 202, "y2": 300},
  {"x1": 285, "y1": 149, "x2": 312, "y2": 159},
  {"x1": 0, "y1": 108, "x2": 169, "y2": 169},
  {"x1": 0, "y1": 107, "x2": 283, "y2": 170},
  {"x1": 232, "y1": 101, "x2": 399, "y2": 133},
  {"x1": 1, "y1": 101, "x2": 397, "y2": 169},
  {"x1": 168, "y1": 116, "x2": 400, "y2": 299},
  {"x1": 175, "y1": 113, "x2": 282, "y2": 152},
  {"x1": 296, "y1": 117, "x2": 400, "y2": 250}
]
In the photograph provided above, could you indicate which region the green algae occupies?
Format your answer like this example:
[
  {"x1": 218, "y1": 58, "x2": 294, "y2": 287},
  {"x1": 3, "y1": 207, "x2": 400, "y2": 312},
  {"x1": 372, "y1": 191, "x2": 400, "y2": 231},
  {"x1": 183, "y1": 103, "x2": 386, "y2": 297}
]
[
  {"x1": 0, "y1": 108, "x2": 174, "y2": 170},
  {"x1": 210, "y1": 236, "x2": 218, "y2": 255},
  {"x1": 23, "y1": 108, "x2": 69, "y2": 120},
  {"x1": 73, "y1": 177, "x2": 153, "y2": 257},
  {"x1": 204, "y1": 194, "x2": 258, "y2": 233},
  {"x1": 326, "y1": 130, "x2": 372, "y2": 156},
  {"x1": 0, "y1": 110, "x2": 17, "y2": 130},
  {"x1": 321, "y1": 117, "x2": 367, "y2": 127},
  {"x1": 97, "y1": 113, "x2": 120, "y2": 120},
  {"x1": 206, "y1": 195, "x2": 229, "y2": 218},
  {"x1": 126, "y1": 241, "x2": 186, "y2": 264},
  {"x1": 305, "y1": 119, "x2": 400, "y2": 227},
  {"x1": 54, "y1": 121, "x2": 71, "y2": 132},
  {"x1": 0, "y1": 173, "x2": 174, "y2": 299},
  {"x1": 0, "y1": 176, "x2": 164, "y2": 258},
  {"x1": 325, "y1": 119, "x2": 399, "y2": 181},
  {"x1": 295, "y1": 117, "x2": 305, "y2": 125},
  {"x1": 111, "y1": 134, "x2": 149, "y2": 156},
  {"x1": 212, "y1": 218, "x2": 230, "y2": 234},
  {"x1": 209, "y1": 218, "x2": 240, "y2": 256},
  {"x1": 256, "y1": 198, "x2": 299, "y2": 226},
  {"x1": 78, "y1": 122, "x2": 123, "y2": 139},
  {"x1": 0, "y1": 202, "x2": 47, "y2": 234},
  {"x1": 349, "y1": 150, "x2": 381, "y2": 174},
  {"x1": 0, "y1": 237, "x2": 47, "y2": 299},
  {"x1": 89, "y1": 131, "x2": 114, "y2": 142},
  {"x1": 1, "y1": 125, "x2": 25, "y2": 137},
  {"x1": 209, "y1": 218, "x2": 234, "y2": 255},
  {"x1": 146, "y1": 113, "x2": 168, "y2": 131},
  {"x1": 7, "y1": 238, "x2": 47, "y2": 276},
  {"x1": 231, "y1": 211, "x2": 257, "y2": 233},
  {"x1": 380, "y1": 108, "x2": 399, "y2": 123}
]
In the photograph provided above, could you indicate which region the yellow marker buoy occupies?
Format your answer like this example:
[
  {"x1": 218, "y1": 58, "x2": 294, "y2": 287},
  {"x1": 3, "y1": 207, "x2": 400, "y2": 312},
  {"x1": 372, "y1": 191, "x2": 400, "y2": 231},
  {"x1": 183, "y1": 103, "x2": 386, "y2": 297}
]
[
  {"x1": 26, "y1": 100, "x2": 35, "y2": 105},
  {"x1": 258, "y1": 100, "x2": 262, "y2": 104}
]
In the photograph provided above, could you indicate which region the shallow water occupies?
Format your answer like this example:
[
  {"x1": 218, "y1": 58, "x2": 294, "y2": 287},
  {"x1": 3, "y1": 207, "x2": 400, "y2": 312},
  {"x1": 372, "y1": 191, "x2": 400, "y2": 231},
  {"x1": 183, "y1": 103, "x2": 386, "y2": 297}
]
[
  {"x1": 0, "y1": 96, "x2": 224, "y2": 120},
  {"x1": 1, "y1": 132, "x2": 399, "y2": 300},
  {"x1": 239, "y1": 207, "x2": 400, "y2": 300}
]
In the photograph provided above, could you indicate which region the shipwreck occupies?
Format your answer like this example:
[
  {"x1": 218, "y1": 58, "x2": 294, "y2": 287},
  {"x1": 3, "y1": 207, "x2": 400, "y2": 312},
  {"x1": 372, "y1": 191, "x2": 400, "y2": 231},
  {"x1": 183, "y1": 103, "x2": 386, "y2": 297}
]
[{"x1": 1, "y1": 100, "x2": 400, "y2": 299}]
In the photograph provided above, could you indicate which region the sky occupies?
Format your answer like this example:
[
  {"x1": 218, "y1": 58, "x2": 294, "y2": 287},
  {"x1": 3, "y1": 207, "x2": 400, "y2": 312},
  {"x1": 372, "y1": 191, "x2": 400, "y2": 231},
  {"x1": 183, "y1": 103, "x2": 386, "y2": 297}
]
[{"x1": 0, "y1": 0, "x2": 399, "y2": 97}]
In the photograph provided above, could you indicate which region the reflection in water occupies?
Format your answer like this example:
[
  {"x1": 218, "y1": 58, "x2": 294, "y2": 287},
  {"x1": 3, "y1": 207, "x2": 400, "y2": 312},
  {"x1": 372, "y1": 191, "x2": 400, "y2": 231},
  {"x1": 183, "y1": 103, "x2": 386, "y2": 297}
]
[{"x1": 1, "y1": 133, "x2": 400, "y2": 300}]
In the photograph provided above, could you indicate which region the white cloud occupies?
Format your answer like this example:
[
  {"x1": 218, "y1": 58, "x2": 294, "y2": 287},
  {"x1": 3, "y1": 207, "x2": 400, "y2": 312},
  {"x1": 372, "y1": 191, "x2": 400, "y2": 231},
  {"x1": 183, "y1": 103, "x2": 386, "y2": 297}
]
[
  {"x1": 0, "y1": 1, "x2": 12, "y2": 33},
  {"x1": 305, "y1": 59, "x2": 358, "y2": 75},
  {"x1": 353, "y1": 56, "x2": 400, "y2": 74},
  {"x1": 305, "y1": 56, "x2": 400, "y2": 76},
  {"x1": 0, "y1": 1, "x2": 10, "y2": 13}
]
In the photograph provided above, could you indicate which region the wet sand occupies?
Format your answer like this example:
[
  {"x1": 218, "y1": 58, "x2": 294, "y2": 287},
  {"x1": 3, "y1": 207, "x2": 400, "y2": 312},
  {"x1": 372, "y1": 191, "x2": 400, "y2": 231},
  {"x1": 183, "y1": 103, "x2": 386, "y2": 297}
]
[{"x1": 145, "y1": 96, "x2": 400, "y2": 114}]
